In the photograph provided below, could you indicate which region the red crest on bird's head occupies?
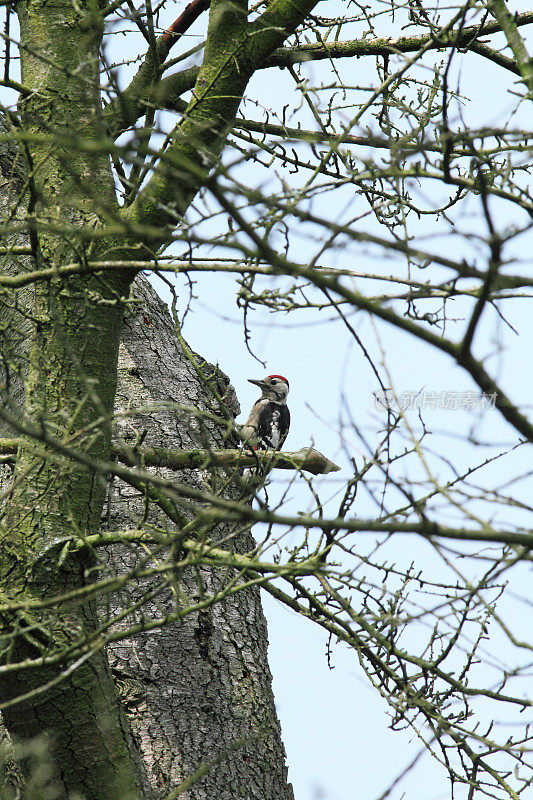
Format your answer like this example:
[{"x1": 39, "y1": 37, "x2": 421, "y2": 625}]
[{"x1": 268, "y1": 374, "x2": 289, "y2": 388}]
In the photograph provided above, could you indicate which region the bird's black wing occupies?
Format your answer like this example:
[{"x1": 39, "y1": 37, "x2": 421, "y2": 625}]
[
  {"x1": 256, "y1": 403, "x2": 290, "y2": 449},
  {"x1": 278, "y1": 405, "x2": 290, "y2": 448}
]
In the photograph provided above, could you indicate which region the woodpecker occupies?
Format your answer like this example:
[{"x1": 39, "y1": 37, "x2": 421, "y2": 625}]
[{"x1": 241, "y1": 374, "x2": 290, "y2": 451}]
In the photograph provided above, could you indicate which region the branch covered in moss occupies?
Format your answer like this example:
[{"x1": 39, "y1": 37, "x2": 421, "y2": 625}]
[
  {"x1": 264, "y1": 11, "x2": 533, "y2": 67},
  {"x1": 118, "y1": 444, "x2": 340, "y2": 474},
  {"x1": 123, "y1": 0, "x2": 321, "y2": 241},
  {"x1": 0, "y1": 439, "x2": 340, "y2": 475},
  {"x1": 488, "y1": 1, "x2": 533, "y2": 95}
]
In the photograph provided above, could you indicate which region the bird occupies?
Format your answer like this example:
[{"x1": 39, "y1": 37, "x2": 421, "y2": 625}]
[{"x1": 241, "y1": 374, "x2": 290, "y2": 452}]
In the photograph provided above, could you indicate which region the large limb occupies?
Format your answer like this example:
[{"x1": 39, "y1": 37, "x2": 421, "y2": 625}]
[
  {"x1": 488, "y1": 1, "x2": 533, "y2": 96},
  {"x1": 123, "y1": 0, "x2": 321, "y2": 241}
]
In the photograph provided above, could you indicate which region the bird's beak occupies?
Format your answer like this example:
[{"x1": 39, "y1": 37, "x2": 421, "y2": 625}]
[{"x1": 248, "y1": 378, "x2": 268, "y2": 389}]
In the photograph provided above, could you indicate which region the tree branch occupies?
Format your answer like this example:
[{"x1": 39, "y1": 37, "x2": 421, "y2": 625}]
[
  {"x1": 1, "y1": 254, "x2": 532, "y2": 292},
  {"x1": 161, "y1": 0, "x2": 211, "y2": 49},
  {"x1": 103, "y1": 0, "x2": 210, "y2": 135},
  {"x1": 0, "y1": 439, "x2": 340, "y2": 475},
  {"x1": 122, "y1": 0, "x2": 321, "y2": 243},
  {"x1": 488, "y1": 1, "x2": 533, "y2": 96},
  {"x1": 264, "y1": 11, "x2": 533, "y2": 67}
]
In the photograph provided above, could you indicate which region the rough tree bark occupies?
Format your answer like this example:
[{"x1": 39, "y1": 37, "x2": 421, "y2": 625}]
[{"x1": 104, "y1": 276, "x2": 294, "y2": 800}]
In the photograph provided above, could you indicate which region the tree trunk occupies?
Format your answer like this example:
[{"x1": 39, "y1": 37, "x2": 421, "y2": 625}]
[
  {"x1": 104, "y1": 277, "x2": 294, "y2": 799},
  {"x1": 0, "y1": 121, "x2": 293, "y2": 800},
  {"x1": 0, "y1": 115, "x2": 151, "y2": 800}
]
